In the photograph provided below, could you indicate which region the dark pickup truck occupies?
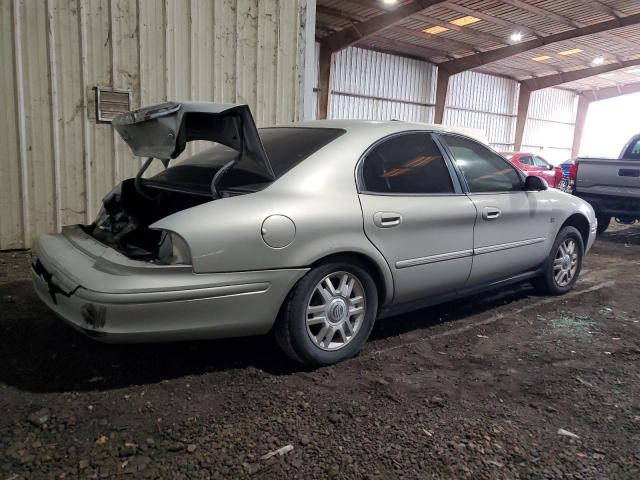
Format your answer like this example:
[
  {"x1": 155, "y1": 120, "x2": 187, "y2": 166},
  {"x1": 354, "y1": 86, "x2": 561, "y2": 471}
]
[{"x1": 573, "y1": 134, "x2": 640, "y2": 234}]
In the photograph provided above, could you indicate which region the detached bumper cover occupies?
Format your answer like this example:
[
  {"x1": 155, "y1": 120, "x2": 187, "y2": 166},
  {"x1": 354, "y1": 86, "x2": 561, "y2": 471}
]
[{"x1": 32, "y1": 227, "x2": 307, "y2": 343}]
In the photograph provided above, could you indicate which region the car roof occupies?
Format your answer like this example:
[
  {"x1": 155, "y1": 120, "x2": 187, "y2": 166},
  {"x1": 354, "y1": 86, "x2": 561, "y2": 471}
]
[{"x1": 266, "y1": 119, "x2": 490, "y2": 145}]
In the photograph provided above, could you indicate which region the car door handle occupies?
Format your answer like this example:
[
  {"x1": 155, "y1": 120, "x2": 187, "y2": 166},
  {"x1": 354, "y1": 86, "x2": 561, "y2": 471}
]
[
  {"x1": 483, "y1": 207, "x2": 501, "y2": 220},
  {"x1": 373, "y1": 212, "x2": 402, "y2": 228}
]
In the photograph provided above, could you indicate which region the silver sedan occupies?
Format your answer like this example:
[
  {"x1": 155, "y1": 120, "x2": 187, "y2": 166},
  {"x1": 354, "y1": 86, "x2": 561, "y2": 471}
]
[{"x1": 32, "y1": 102, "x2": 597, "y2": 366}]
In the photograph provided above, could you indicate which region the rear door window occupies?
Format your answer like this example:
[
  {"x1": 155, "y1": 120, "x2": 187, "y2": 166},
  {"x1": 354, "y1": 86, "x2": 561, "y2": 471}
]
[
  {"x1": 441, "y1": 134, "x2": 523, "y2": 193},
  {"x1": 361, "y1": 133, "x2": 455, "y2": 194}
]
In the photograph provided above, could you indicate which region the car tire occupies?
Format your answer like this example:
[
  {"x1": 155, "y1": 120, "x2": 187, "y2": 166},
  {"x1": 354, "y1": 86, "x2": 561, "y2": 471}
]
[
  {"x1": 596, "y1": 215, "x2": 611, "y2": 234},
  {"x1": 531, "y1": 226, "x2": 584, "y2": 296},
  {"x1": 274, "y1": 261, "x2": 378, "y2": 366}
]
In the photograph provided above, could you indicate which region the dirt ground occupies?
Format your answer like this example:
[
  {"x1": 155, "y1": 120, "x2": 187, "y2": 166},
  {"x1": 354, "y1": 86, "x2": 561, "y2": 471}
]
[{"x1": 1, "y1": 224, "x2": 639, "y2": 479}]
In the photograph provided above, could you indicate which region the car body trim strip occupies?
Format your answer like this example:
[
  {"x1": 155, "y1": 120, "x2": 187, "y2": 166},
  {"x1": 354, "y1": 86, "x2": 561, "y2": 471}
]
[
  {"x1": 396, "y1": 249, "x2": 473, "y2": 269},
  {"x1": 396, "y1": 237, "x2": 546, "y2": 269},
  {"x1": 474, "y1": 237, "x2": 546, "y2": 255}
]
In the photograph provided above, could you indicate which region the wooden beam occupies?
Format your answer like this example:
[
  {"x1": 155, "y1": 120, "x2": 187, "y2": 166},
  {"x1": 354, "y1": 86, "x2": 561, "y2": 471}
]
[
  {"x1": 571, "y1": 94, "x2": 590, "y2": 158},
  {"x1": 499, "y1": 0, "x2": 638, "y2": 50},
  {"x1": 318, "y1": 45, "x2": 332, "y2": 120},
  {"x1": 573, "y1": 0, "x2": 623, "y2": 18},
  {"x1": 440, "y1": 1, "x2": 543, "y2": 37},
  {"x1": 321, "y1": 0, "x2": 447, "y2": 52},
  {"x1": 316, "y1": 21, "x2": 341, "y2": 33},
  {"x1": 414, "y1": 12, "x2": 506, "y2": 45},
  {"x1": 521, "y1": 57, "x2": 640, "y2": 91},
  {"x1": 361, "y1": 36, "x2": 450, "y2": 61},
  {"x1": 514, "y1": 84, "x2": 531, "y2": 151},
  {"x1": 499, "y1": 0, "x2": 580, "y2": 28},
  {"x1": 582, "y1": 81, "x2": 640, "y2": 101},
  {"x1": 434, "y1": 68, "x2": 450, "y2": 124},
  {"x1": 316, "y1": 5, "x2": 367, "y2": 24},
  {"x1": 437, "y1": 13, "x2": 640, "y2": 75}
]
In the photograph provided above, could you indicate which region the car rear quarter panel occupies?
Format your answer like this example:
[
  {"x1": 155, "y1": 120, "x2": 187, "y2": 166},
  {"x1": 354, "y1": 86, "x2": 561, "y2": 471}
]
[{"x1": 151, "y1": 132, "x2": 395, "y2": 303}]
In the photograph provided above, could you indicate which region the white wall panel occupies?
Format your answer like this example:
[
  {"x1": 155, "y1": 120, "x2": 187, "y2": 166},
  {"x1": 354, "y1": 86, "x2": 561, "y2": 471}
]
[
  {"x1": 523, "y1": 88, "x2": 578, "y2": 162},
  {"x1": 322, "y1": 48, "x2": 577, "y2": 163},
  {"x1": 1, "y1": 0, "x2": 312, "y2": 249},
  {"x1": 328, "y1": 46, "x2": 437, "y2": 123},
  {"x1": 443, "y1": 71, "x2": 518, "y2": 151}
]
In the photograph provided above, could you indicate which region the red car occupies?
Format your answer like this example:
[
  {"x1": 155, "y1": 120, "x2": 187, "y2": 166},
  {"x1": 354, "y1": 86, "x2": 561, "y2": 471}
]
[{"x1": 504, "y1": 152, "x2": 564, "y2": 188}]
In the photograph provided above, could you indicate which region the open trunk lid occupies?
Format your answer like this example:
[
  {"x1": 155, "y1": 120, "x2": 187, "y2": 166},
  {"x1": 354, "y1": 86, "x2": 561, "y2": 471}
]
[{"x1": 112, "y1": 102, "x2": 275, "y2": 182}]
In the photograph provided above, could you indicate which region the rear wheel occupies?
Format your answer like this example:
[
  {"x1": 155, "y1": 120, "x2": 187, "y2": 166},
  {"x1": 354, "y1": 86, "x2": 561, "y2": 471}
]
[
  {"x1": 274, "y1": 261, "x2": 378, "y2": 366},
  {"x1": 532, "y1": 226, "x2": 584, "y2": 295},
  {"x1": 596, "y1": 215, "x2": 611, "y2": 234}
]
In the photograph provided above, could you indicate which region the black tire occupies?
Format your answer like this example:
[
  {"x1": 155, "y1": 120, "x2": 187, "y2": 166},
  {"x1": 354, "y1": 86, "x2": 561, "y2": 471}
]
[
  {"x1": 596, "y1": 215, "x2": 611, "y2": 234},
  {"x1": 274, "y1": 261, "x2": 378, "y2": 366},
  {"x1": 531, "y1": 226, "x2": 584, "y2": 295}
]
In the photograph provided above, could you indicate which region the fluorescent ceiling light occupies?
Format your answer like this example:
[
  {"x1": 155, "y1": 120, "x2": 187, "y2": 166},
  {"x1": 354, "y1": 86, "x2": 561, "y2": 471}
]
[
  {"x1": 382, "y1": 0, "x2": 398, "y2": 4},
  {"x1": 558, "y1": 48, "x2": 583, "y2": 56},
  {"x1": 592, "y1": 56, "x2": 605, "y2": 65},
  {"x1": 450, "y1": 16, "x2": 480, "y2": 26},
  {"x1": 423, "y1": 25, "x2": 449, "y2": 35},
  {"x1": 532, "y1": 55, "x2": 552, "y2": 62},
  {"x1": 510, "y1": 31, "x2": 523, "y2": 42}
]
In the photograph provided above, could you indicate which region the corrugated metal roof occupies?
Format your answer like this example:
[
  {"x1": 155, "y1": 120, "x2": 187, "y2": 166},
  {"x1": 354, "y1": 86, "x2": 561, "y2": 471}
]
[{"x1": 316, "y1": 0, "x2": 640, "y2": 92}]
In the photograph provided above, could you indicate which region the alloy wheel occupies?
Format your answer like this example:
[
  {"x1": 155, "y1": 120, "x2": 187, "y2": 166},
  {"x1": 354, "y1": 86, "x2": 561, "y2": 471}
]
[
  {"x1": 305, "y1": 271, "x2": 366, "y2": 351},
  {"x1": 553, "y1": 238, "x2": 578, "y2": 287}
]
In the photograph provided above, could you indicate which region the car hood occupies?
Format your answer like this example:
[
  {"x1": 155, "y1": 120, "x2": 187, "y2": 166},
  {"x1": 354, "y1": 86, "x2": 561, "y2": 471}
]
[{"x1": 112, "y1": 101, "x2": 275, "y2": 182}]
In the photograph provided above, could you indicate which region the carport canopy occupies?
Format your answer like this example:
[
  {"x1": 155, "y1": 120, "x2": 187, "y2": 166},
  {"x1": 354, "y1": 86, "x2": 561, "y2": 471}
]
[{"x1": 316, "y1": 0, "x2": 640, "y2": 155}]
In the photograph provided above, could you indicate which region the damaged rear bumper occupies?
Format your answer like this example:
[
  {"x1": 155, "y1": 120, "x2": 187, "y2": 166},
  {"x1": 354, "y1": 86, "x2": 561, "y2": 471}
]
[{"x1": 31, "y1": 226, "x2": 307, "y2": 343}]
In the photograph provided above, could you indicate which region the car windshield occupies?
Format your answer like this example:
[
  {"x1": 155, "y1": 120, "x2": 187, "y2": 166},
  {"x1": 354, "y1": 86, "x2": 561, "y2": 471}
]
[
  {"x1": 622, "y1": 135, "x2": 640, "y2": 160},
  {"x1": 145, "y1": 127, "x2": 345, "y2": 195}
]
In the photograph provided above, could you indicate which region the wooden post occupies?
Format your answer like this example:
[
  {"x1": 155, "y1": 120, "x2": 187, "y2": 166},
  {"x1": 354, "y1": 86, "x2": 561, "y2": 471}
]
[
  {"x1": 434, "y1": 68, "x2": 450, "y2": 124},
  {"x1": 318, "y1": 44, "x2": 332, "y2": 120},
  {"x1": 571, "y1": 94, "x2": 590, "y2": 158},
  {"x1": 514, "y1": 83, "x2": 531, "y2": 151}
]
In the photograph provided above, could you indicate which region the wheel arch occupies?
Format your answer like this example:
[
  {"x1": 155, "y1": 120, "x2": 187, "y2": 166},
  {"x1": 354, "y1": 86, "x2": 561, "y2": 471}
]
[
  {"x1": 560, "y1": 213, "x2": 590, "y2": 247},
  {"x1": 309, "y1": 252, "x2": 393, "y2": 306}
]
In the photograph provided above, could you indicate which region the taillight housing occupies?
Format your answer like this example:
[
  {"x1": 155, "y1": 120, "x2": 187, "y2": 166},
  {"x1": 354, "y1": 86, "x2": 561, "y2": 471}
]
[{"x1": 569, "y1": 162, "x2": 578, "y2": 190}]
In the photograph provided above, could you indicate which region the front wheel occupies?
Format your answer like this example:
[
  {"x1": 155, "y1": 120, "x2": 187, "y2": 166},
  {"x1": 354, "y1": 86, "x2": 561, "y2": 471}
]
[
  {"x1": 274, "y1": 261, "x2": 378, "y2": 366},
  {"x1": 531, "y1": 226, "x2": 584, "y2": 295}
]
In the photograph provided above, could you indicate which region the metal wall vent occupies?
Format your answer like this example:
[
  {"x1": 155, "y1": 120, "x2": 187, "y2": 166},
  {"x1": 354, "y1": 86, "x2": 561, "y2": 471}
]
[{"x1": 95, "y1": 86, "x2": 131, "y2": 123}]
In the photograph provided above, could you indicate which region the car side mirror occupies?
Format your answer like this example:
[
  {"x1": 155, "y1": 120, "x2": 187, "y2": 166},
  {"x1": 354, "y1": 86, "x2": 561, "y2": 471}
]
[
  {"x1": 548, "y1": 165, "x2": 554, "y2": 170},
  {"x1": 524, "y1": 175, "x2": 548, "y2": 191}
]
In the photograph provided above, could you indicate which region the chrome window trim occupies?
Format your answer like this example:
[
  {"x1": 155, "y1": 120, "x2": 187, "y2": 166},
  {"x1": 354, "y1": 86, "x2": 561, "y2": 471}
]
[
  {"x1": 355, "y1": 130, "x2": 463, "y2": 195},
  {"x1": 435, "y1": 133, "x2": 526, "y2": 194}
]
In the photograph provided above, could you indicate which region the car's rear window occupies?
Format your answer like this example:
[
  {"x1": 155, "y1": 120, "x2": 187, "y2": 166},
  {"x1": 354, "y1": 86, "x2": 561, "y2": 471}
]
[{"x1": 146, "y1": 127, "x2": 345, "y2": 195}]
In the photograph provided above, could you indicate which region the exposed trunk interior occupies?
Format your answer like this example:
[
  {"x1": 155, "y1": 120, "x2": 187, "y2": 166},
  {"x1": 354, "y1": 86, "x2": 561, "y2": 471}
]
[{"x1": 84, "y1": 178, "x2": 212, "y2": 261}]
